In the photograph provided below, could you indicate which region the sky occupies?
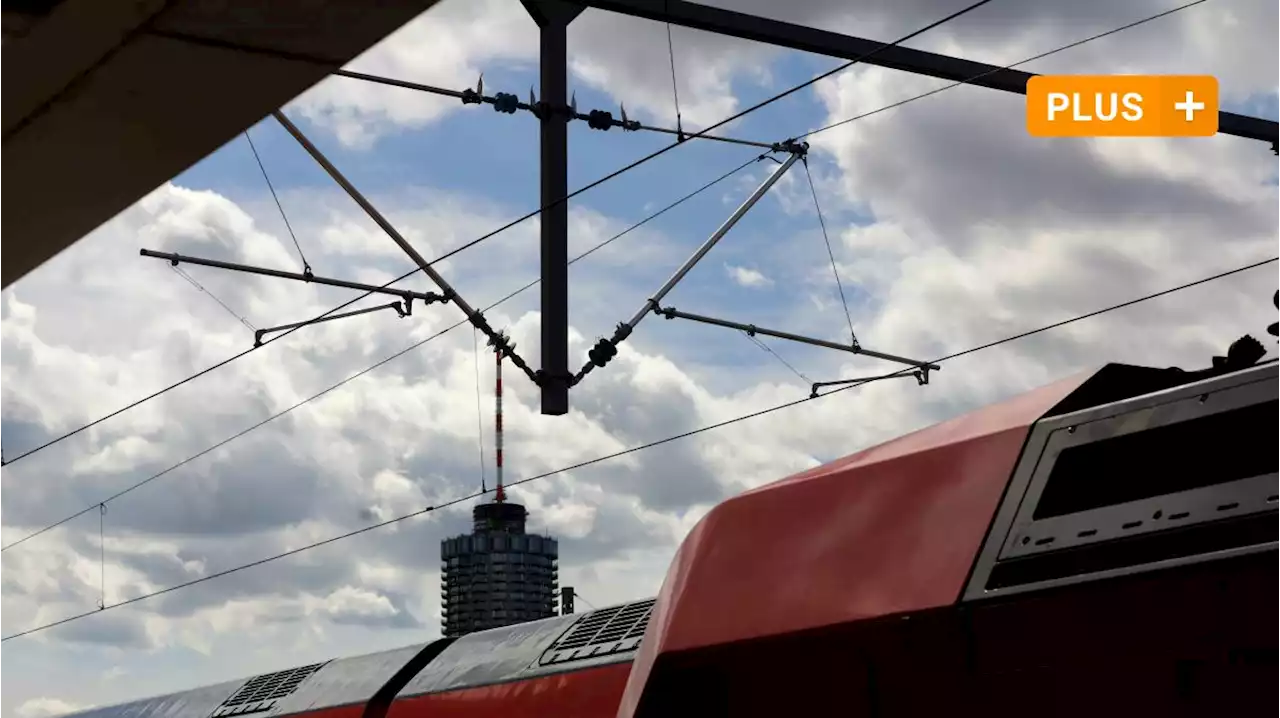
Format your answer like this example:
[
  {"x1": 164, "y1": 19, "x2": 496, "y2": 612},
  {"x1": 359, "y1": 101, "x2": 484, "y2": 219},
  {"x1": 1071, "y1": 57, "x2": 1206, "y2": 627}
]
[{"x1": 1, "y1": 0, "x2": 1277, "y2": 715}]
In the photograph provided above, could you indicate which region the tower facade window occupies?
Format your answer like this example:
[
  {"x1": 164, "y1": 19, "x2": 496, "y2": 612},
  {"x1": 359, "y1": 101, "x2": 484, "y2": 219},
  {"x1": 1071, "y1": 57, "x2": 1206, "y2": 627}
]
[{"x1": 439, "y1": 500, "x2": 559, "y2": 637}]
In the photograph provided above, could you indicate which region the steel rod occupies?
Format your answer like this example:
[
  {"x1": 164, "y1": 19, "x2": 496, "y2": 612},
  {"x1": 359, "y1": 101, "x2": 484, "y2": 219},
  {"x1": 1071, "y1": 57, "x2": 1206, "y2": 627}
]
[
  {"x1": 625, "y1": 150, "x2": 802, "y2": 329},
  {"x1": 658, "y1": 306, "x2": 940, "y2": 371},
  {"x1": 332, "y1": 68, "x2": 776, "y2": 150},
  {"x1": 141, "y1": 249, "x2": 445, "y2": 304},
  {"x1": 254, "y1": 301, "x2": 404, "y2": 345},
  {"x1": 270, "y1": 110, "x2": 537, "y2": 382},
  {"x1": 809, "y1": 371, "x2": 927, "y2": 398},
  {"x1": 634, "y1": 122, "x2": 776, "y2": 149}
]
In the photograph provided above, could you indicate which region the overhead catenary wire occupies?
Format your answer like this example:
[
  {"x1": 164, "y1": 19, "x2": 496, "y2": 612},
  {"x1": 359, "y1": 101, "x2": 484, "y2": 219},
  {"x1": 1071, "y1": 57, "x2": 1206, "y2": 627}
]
[
  {"x1": 312, "y1": 0, "x2": 998, "y2": 281},
  {"x1": 0, "y1": 153, "x2": 766, "y2": 553},
  {"x1": 0, "y1": 151, "x2": 757, "y2": 473},
  {"x1": 0, "y1": 0, "x2": 997, "y2": 470},
  {"x1": 6, "y1": 254, "x2": 1274, "y2": 643},
  {"x1": 245, "y1": 129, "x2": 311, "y2": 274},
  {"x1": 0, "y1": 0, "x2": 1177, "y2": 470}
]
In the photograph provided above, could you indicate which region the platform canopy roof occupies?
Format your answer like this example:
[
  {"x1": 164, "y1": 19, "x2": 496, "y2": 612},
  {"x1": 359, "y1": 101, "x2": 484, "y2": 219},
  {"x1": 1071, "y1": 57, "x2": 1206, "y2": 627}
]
[{"x1": 2, "y1": 0, "x2": 443, "y2": 288}]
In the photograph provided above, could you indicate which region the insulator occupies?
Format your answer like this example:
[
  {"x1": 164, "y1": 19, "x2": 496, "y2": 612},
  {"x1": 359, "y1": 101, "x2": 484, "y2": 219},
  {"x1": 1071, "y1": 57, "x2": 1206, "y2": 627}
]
[
  {"x1": 492, "y1": 92, "x2": 519, "y2": 114},
  {"x1": 587, "y1": 109, "x2": 614, "y2": 130},
  {"x1": 587, "y1": 339, "x2": 618, "y2": 367}
]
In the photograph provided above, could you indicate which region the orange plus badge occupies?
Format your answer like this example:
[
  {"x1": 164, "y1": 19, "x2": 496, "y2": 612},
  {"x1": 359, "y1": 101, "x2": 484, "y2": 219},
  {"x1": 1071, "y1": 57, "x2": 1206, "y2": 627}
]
[{"x1": 1026, "y1": 75, "x2": 1219, "y2": 138}]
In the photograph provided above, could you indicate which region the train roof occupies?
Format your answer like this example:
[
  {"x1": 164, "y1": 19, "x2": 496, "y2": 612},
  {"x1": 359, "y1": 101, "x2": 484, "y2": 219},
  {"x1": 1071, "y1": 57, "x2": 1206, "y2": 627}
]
[
  {"x1": 618, "y1": 359, "x2": 1279, "y2": 717},
  {"x1": 58, "y1": 598, "x2": 656, "y2": 718}
]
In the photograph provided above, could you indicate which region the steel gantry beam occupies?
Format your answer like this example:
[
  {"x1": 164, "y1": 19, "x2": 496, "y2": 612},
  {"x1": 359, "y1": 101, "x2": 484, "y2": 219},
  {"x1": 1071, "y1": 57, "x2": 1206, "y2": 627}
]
[{"x1": 572, "y1": 0, "x2": 1279, "y2": 149}]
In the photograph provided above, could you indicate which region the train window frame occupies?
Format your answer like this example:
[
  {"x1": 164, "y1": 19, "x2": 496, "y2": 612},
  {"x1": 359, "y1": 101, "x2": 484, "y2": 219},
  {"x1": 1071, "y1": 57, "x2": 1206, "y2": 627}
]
[{"x1": 963, "y1": 362, "x2": 1278, "y2": 602}]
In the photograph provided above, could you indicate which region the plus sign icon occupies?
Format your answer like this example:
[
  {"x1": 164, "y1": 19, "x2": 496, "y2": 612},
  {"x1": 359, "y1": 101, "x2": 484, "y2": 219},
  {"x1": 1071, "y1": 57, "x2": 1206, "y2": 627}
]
[{"x1": 1026, "y1": 75, "x2": 1219, "y2": 138}]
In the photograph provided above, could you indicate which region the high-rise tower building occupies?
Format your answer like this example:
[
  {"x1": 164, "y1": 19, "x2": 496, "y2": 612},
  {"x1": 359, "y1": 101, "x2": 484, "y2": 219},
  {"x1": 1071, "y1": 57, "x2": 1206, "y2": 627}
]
[
  {"x1": 439, "y1": 336, "x2": 559, "y2": 637},
  {"x1": 440, "y1": 500, "x2": 559, "y2": 637}
]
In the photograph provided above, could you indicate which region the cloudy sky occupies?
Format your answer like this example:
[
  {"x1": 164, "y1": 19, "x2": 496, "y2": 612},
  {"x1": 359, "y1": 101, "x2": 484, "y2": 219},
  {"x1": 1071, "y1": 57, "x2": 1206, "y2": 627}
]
[{"x1": 2, "y1": 0, "x2": 1277, "y2": 715}]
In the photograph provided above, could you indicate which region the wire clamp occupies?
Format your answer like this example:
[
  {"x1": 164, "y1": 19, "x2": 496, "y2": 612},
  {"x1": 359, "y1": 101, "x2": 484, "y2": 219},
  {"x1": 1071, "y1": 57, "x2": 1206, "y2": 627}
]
[
  {"x1": 773, "y1": 138, "x2": 809, "y2": 156},
  {"x1": 461, "y1": 74, "x2": 484, "y2": 105}
]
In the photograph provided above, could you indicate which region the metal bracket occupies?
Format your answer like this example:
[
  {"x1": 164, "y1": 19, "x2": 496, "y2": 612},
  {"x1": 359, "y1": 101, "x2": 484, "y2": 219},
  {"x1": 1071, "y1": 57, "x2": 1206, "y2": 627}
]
[
  {"x1": 271, "y1": 110, "x2": 539, "y2": 385},
  {"x1": 252, "y1": 301, "x2": 406, "y2": 347},
  {"x1": 142, "y1": 249, "x2": 445, "y2": 305},
  {"x1": 570, "y1": 149, "x2": 803, "y2": 385},
  {"x1": 809, "y1": 368, "x2": 930, "y2": 398}
]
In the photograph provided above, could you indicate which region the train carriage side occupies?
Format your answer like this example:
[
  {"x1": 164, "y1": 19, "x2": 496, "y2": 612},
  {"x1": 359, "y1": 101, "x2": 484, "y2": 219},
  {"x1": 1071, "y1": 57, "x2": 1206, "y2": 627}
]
[{"x1": 618, "y1": 361, "x2": 1279, "y2": 717}]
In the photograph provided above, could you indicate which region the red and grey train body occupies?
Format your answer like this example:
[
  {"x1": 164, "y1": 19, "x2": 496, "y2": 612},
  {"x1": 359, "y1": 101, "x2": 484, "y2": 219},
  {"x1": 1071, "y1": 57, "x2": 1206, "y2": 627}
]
[{"x1": 62, "y1": 360, "x2": 1278, "y2": 718}]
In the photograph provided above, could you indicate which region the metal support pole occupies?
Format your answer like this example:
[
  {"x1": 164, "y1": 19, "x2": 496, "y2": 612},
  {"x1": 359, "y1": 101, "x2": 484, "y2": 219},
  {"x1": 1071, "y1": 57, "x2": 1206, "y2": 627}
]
[
  {"x1": 141, "y1": 249, "x2": 445, "y2": 305},
  {"x1": 522, "y1": 0, "x2": 585, "y2": 415},
  {"x1": 573, "y1": 147, "x2": 803, "y2": 383},
  {"x1": 253, "y1": 301, "x2": 406, "y2": 346},
  {"x1": 656, "y1": 306, "x2": 940, "y2": 371},
  {"x1": 270, "y1": 110, "x2": 537, "y2": 382}
]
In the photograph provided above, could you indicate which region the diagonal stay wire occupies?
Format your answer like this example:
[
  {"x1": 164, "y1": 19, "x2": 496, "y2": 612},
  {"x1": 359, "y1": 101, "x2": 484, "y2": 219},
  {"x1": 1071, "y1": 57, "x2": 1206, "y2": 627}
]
[
  {"x1": 0, "y1": 0, "x2": 993, "y2": 471},
  {"x1": 801, "y1": 158, "x2": 858, "y2": 346},
  {"x1": 6, "y1": 255, "x2": 1272, "y2": 643},
  {"x1": 170, "y1": 265, "x2": 257, "y2": 332},
  {"x1": 743, "y1": 332, "x2": 812, "y2": 384},
  {"x1": 571, "y1": 590, "x2": 597, "y2": 610},
  {"x1": 0, "y1": 154, "x2": 765, "y2": 553},
  {"x1": 798, "y1": 0, "x2": 1208, "y2": 140},
  {"x1": 245, "y1": 130, "x2": 311, "y2": 274},
  {"x1": 664, "y1": 0, "x2": 685, "y2": 139}
]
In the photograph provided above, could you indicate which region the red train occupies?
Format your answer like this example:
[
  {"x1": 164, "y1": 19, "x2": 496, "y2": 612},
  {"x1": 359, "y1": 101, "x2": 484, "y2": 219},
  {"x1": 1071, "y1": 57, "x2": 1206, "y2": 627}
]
[{"x1": 62, "y1": 357, "x2": 1277, "y2": 718}]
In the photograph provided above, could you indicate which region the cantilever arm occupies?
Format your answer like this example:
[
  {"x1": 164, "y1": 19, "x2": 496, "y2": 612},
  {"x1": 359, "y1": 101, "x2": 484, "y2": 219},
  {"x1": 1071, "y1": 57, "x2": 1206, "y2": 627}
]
[
  {"x1": 141, "y1": 249, "x2": 446, "y2": 305},
  {"x1": 572, "y1": 147, "x2": 806, "y2": 385},
  {"x1": 271, "y1": 110, "x2": 538, "y2": 384},
  {"x1": 656, "y1": 306, "x2": 940, "y2": 372}
]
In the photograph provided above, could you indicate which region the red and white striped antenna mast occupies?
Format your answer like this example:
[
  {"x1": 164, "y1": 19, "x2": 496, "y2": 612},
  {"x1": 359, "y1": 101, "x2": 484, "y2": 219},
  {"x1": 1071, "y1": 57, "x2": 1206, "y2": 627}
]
[{"x1": 490, "y1": 330, "x2": 511, "y2": 503}]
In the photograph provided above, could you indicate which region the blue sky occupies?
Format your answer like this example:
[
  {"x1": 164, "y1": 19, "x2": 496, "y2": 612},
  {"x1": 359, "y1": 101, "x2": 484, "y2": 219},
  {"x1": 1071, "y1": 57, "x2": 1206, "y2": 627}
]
[{"x1": 3, "y1": 1, "x2": 1277, "y2": 716}]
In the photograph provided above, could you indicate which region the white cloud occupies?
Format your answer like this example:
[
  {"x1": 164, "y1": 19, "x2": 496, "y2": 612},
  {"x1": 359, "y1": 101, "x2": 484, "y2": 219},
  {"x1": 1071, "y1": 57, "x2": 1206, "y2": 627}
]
[
  {"x1": 2, "y1": 1, "x2": 1276, "y2": 715},
  {"x1": 724, "y1": 263, "x2": 774, "y2": 288},
  {"x1": 18, "y1": 698, "x2": 88, "y2": 718}
]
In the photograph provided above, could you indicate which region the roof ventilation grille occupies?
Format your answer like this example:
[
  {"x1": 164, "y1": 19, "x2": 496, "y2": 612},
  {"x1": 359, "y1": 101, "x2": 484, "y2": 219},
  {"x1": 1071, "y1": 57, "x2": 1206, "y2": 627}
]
[
  {"x1": 210, "y1": 662, "x2": 327, "y2": 717},
  {"x1": 539, "y1": 598, "x2": 656, "y2": 666}
]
